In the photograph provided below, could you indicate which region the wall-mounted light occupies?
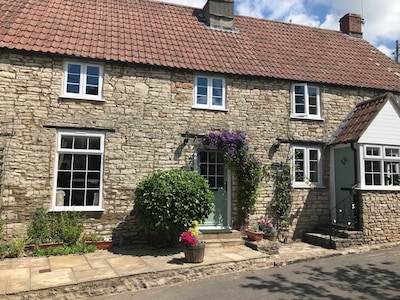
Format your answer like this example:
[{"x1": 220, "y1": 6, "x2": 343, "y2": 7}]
[
  {"x1": 183, "y1": 131, "x2": 189, "y2": 146},
  {"x1": 273, "y1": 135, "x2": 282, "y2": 151}
]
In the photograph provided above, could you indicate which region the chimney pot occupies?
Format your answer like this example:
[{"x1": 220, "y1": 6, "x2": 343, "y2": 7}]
[{"x1": 340, "y1": 13, "x2": 363, "y2": 38}]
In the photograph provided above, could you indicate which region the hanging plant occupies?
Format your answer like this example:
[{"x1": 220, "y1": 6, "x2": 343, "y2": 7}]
[{"x1": 199, "y1": 130, "x2": 264, "y2": 225}]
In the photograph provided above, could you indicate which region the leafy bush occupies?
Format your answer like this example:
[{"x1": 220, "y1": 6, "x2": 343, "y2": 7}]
[
  {"x1": 27, "y1": 207, "x2": 84, "y2": 245},
  {"x1": 134, "y1": 169, "x2": 214, "y2": 234},
  {"x1": 31, "y1": 243, "x2": 96, "y2": 257}
]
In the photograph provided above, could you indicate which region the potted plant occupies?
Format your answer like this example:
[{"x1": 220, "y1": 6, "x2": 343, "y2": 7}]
[
  {"x1": 258, "y1": 217, "x2": 278, "y2": 241},
  {"x1": 82, "y1": 235, "x2": 113, "y2": 250},
  {"x1": 245, "y1": 225, "x2": 264, "y2": 242},
  {"x1": 179, "y1": 221, "x2": 205, "y2": 263}
]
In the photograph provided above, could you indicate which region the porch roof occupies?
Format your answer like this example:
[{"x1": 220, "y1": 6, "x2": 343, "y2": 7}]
[{"x1": 328, "y1": 93, "x2": 399, "y2": 145}]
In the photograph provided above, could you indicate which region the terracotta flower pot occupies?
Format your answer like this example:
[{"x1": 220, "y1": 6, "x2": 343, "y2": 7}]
[
  {"x1": 85, "y1": 240, "x2": 113, "y2": 250},
  {"x1": 184, "y1": 243, "x2": 205, "y2": 263},
  {"x1": 245, "y1": 230, "x2": 264, "y2": 242}
]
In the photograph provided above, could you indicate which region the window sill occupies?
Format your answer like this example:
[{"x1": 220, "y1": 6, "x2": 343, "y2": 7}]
[
  {"x1": 290, "y1": 116, "x2": 324, "y2": 122},
  {"x1": 359, "y1": 186, "x2": 400, "y2": 191},
  {"x1": 192, "y1": 106, "x2": 228, "y2": 112},
  {"x1": 59, "y1": 96, "x2": 105, "y2": 103},
  {"x1": 50, "y1": 207, "x2": 104, "y2": 212}
]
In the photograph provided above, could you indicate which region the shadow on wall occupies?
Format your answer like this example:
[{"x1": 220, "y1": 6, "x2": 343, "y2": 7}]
[{"x1": 291, "y1": 189, "x2": 330, "y2": 240}]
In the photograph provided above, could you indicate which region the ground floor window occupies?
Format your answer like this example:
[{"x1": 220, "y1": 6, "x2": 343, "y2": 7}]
[
  {"x1": 292, "y1": 145, "x2": 322, "y2": 188},
  {"x1": 362, "y1": 145, "x2": 400, "y2": 188},
  {"x1": 54, "y1": 130, "x2": 104, "y2": 210}
]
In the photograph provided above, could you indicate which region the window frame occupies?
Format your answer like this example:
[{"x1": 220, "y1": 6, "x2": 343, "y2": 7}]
[
  {"x1": 52, "y1": 130, "x2": 105, "y2": 212},
  {"x1": 291, "y1": 145, "x2": 322, "y2": 188},
  {"x1": 193, "y1": 75, "x2": 226, "y2": 110},
  {"x1": 361, "y1": 144, "x2": 400, "y2": 190},
  {"x1": 291, "y1": 83, "x2": 321, "y2": 119},
  {"x1": 62, "y1": 61, "x2": 104, "y2": 101}
]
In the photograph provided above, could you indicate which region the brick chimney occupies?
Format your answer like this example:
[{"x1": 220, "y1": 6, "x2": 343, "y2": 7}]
[
  {"x1": 340, "y1": 13, "x2": 363, "y2": 38},
  {"x1": 203, "y1": 0, "x2": 235, "y2": 31}
]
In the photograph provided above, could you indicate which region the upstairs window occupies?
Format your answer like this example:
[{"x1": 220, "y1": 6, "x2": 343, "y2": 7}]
[
  {"x1": 194, "y1": 75, "x2": 225, "y2": 110},
  {"x1": 62, "y1": 61, "x2": 103, "y2": 100},
  {"x1": 54, "y1": 130, "x2": 104, "y2": 211},
  {"x1": 362, "y1": 145, "x2": 400, "y2": 188},
  {"x1": 291, "y1": 83, "x2": 321, "y2": 119},
  {"x1": 292, "y1": 145, "x2": 322, "y2": 188}
]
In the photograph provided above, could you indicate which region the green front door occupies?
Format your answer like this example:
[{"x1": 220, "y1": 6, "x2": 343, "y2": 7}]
[
  {"x1": 334, "y1": 147, "x2": 356, "y2": 227},
  {"x1": 197, "y1": 150, "x2": 229, "y2": 228}
]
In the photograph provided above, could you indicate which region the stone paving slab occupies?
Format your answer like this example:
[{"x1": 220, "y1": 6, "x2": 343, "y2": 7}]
[{"x1": 0, "y1": 241, "x2": 399, "y2": 299}]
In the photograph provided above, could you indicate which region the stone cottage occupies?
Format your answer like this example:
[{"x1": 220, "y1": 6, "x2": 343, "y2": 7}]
[{"x1": 0, "y1": 0, "x2": 399, "y2": 245}]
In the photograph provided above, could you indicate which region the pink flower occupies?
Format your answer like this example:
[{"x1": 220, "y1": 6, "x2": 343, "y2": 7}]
[{"x1": 179, "y1": 231, "x2": 198, "y2": 246}]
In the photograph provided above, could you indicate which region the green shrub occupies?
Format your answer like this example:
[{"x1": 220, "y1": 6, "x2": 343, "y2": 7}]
[
  {"x1": 27, "y1": 207, "x2": 84, "y2": 245},
  {"x1": 134, "y1": 169, "x2": 214, "y2": 234},
  {"x1": 31, "y1": 243, "x2": 96, "y2": 257},
  {"x1": 58, "y1": 211, "x2": 84, "y2": 245}
]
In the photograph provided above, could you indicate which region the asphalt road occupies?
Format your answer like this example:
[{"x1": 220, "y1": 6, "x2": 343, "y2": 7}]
[{"x1": 94, "y1": 247, "x2": 400, "y2": 300}]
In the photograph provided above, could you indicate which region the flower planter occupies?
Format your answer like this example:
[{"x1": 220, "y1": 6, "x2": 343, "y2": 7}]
[
  {"x1": 85, "y1": 240, "x2": 113, "y2": 250},
  {"x1": 27, "y1": 242, "x2": 64, "y2": 250},
  {"x1": 245, "y1": 230, "x2": 264, "y2": 242},
  {"x1": 184, "y1": 243, "x2": 205, "y2": 263},
  {"x1": 264, "y1": 233, "x2": 277, "y2": 241}
]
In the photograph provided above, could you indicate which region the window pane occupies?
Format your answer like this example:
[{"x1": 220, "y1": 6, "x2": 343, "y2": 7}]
[
  {"x1": 294, "y1": 85, "x2": 304, "y2": 94},
  {"x1": 86, "y1": 66, "x2": 99, "y2": 76},
  {"x1": 88, "y1": 155, "x2": 101, "y2": 170},
  {"x1": 66, "y1": 84, "x2": 80, "y2": 94},
  {"x1": 86, "y1": 190, "x2": 100, "y2": 206},
  {"x1": 89, "y1": 137, "x2": 101, "y2": 150},
  {"x1": 57, "y1": 171, "x2": 71, "y2": 188},
  {"x1": 217, "y1": 152, "x2": 224, "y2": 163},
  {"x1": 212, "y1": 96, "x2": 222, "y2": 106},
  {"x1": 208, "y1": 177, "x2": 216, "y2": 188},
  {"x1": 87, "y1": 172, "x2": 100, "y2": 188},
  {"x1": 61, "y1": 136, "x2": 73, "y2": 149},
  {"x1": 308, "y1": 87, "x2": 317, "y2": 97},
  {"x1": 217, "y1": 177, "x2": 224, "y2": 188},
  {"x1": 197, "y1": 95, "x2": 207, "y2": 105},
  {"x1": 74, "y1": 137, "x2": 87, "y2": 149},
  {"x1": 212, "y1": 78, "x2": 223, "y2": 89},
  {"x1": 209, "y1": 164, "x2": 215, "y2": 175},
  {"x1": 67, "y1": 73, "x2": 80, "y2": 84},
  {"x1": 366, "y1": 147, "x2": 380, "y2": 156},
  {"x1": 71, "y1": 190, "x2": 85, "y2": 206},
  {"x1": 72, "y1": 172, "x2": 86, "y2": 188},
  {"x1": 59, "y1": 154, "x2": 72, "y2": 170},
  {"x1": 197, "y1": 77, "x2": 207, "y2": 86},
  {"x1": 294, "y1": 149, "x2": 304, "y2": 181},
  {"x1": 73, "y1": 154, "x2": 87, "y2": 170},
  {"x1": 295, "y1": 96, "x2": 305, "y2": 113},
  {"x1": 68, "y1": 64, "x2": 81, "y2": 74},
  {"x1": 86, "y1": 86, "x2": 99, "y2": 95},
  {"x1": 385, "y1": 148, "x2": 399, "y2": 157}
]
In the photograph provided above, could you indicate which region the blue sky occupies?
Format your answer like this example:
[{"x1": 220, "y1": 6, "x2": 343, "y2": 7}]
[{"x1": 158, "y1": 0, "x2": 400, "y2": 59}]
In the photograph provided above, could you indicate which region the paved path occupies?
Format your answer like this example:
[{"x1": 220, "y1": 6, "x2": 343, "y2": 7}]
[{"x1": 0, "y1": 241, "x2": 399, "y2": 299}]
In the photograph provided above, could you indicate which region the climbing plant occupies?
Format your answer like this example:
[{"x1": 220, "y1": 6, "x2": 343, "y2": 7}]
[
  {"x1": 199, "y1": 130, "x2": 265, "y2": 225},
  {"x1": 270, "y1": 162, "x2": 292, "y2": 226}
]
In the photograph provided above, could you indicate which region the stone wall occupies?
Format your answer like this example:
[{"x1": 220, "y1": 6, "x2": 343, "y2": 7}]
[
  {"x1": 0, "y1": 51, "x2": 381, "y2": 243},
  {"x1": 360, "y1": 191, "x2": 400, "y2": 243}
]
